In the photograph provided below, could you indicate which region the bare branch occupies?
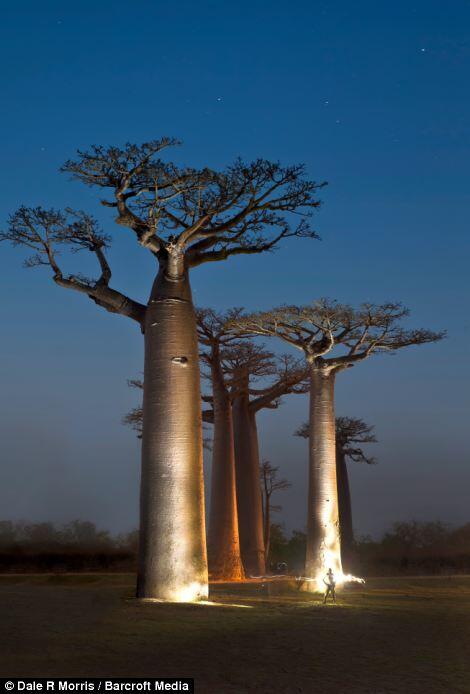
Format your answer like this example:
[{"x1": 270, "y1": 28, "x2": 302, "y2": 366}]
[
  {"x1": 260, "y1": 461, "x2": 292, "y2": 499},
  {"x1": 232, "y1": 300, "x2": 444, "y2": 369},
  {"x1": 1, "y1": 207, "x2": 146, "y2": 326},
  {"x1": 249, "y1": 355, "x2": 309, "y2": 412}
]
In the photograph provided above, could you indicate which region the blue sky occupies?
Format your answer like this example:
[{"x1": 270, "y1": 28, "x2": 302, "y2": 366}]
[{"x1": 0, "y1": 0, "x2": 469, "y2": 537}]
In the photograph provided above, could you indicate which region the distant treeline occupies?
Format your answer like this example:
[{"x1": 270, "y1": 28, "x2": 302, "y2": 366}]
[
  {"x1": 0, "y1": 521, "x2": 138, "y2": 572},
  {"x1": 268, "y1": 521, "x2": 470, "y2": 576},
  {"x1": 1, "y1": 519, "x2": 469, "y2": 575},
  {"x1": 357, "y1": 521, "x2": 470, "y2": 576}
]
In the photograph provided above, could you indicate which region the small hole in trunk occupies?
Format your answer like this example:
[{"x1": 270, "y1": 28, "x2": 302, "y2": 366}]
[{"x1": 172, "y1": 356, "x2": 188, "y2": 366}]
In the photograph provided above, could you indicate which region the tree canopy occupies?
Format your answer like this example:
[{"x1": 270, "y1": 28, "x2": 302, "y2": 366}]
[
  {"x1": 1, "y1": 140, "x2": 325, "y2": 327},
  {"x1": 231, "y1": 300, "x2": 444, "y2": 371}
]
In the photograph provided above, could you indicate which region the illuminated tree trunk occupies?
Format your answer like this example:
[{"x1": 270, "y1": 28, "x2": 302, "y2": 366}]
[
  {"x1": 207, "y1": 346, "x2": 244, "y2": 581},
  {"x1": 305, "y1": 366, "x2": 342, "y2": 589},
  {"x1": 137, "y1": 261, "x2": 208, "y2": 601},
  {"x1": 337, "y1": 451, "x2": 354, "y2": 572},
  {"x1": 232, "y1": 391, "x2": 266, "y2": 576}
]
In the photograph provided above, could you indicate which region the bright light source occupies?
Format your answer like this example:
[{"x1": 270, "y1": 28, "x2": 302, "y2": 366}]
[
  {"x1": 306, "y1": 572, "x2": 365, "y2": 591},
  {"x1": 140, "y1": 581, "x2": 208, "y2": 603},
  {"x1": 140, "y1": 597, "x2": 252, "y2": 608}
]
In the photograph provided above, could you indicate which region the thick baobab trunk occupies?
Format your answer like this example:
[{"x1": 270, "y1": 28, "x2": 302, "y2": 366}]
[
  {"x1": 207, "y1": 349, "x2": 244, "y2": 581},
  {"x1": 337, "y1": 450, "x2": 354, "y2": 572},
  {"x1": 232, "y1": 392, "x2": 266, "y2": 576},
  {"x1": 137, "y1": 261, "x2": 208, "y2": 601},
  {"x1": 305, "y1": 367, "x2": 343, "y2": 589}
]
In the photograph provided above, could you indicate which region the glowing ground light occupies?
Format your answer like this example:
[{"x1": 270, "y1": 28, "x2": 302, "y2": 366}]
[
  {"x1": 308, "y1": 502, "x2": 367, "y2": 591},
  {"x1": 198, "y1": 601, "x2": 253, "y2": 608},
  {"x1": 140, "y1": 598, "x2": 252, "y2": 608},
  {"x1": 170, "y1": 582, "x2": 208, "y2": 603},
  {"x1": 139, "y1": 581, "x2": 208, "y2": 603}
]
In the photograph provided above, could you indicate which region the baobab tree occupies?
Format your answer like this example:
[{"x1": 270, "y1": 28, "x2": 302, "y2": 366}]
[
  {"x1": 260, "y1": 461, "x2": 291, "y2": 565},
  {"x1": 296, "y1": 417, "x2": 377, "y2": 571},
  {"x1": 1, "y1": 140, "x2": 324, "y2": 601},
  {"x1": 233, "y1": 300, "x2": 443, "y2": 588},
  {"x1": 197, "y1": 308, "x2": 246, "y2": 581},
  {"x1": 225, "y1": 344, "x2": 309, "y2": 576}
]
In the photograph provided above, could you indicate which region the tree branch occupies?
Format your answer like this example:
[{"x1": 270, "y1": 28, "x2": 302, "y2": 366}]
[{"x1": 1, "y1": 207, "x2": 146, "y2": 326}]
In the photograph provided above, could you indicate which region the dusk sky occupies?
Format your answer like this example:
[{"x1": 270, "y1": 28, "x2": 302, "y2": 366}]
[{"x1": 1, "y1": 0, "x2": 468, "y2": 539}]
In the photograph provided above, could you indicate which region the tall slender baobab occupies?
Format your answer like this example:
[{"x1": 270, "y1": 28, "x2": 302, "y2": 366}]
[
  {"x1": 233, "y1": 301, "x2": 443, "y2": 588},
  {"x1": 226, "y1": 345, "x2": 309, "y2": 576},
  {"x1": 260, "y1": 461, "x2": 291, "y2": 565},
  {"x1": 197, "y1": 308, "x2": 246, "y2": 581},
  {"x1": 296, "y1": 417, "x2": 377, "y2": 571},
  {"x1": 1, "y1": 140, "x2": 324, "y2": 600}
]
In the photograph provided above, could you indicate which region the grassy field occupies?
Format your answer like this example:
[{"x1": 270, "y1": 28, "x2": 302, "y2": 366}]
[{"x1": 0, "y1": 574, "x2": 469, "y2": 693}]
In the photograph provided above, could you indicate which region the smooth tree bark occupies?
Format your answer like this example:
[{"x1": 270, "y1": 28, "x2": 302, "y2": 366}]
[
  {"x1": 2, "y1": 141, "x2": 324, "y2": 601},
  {"x1": 138, "y1": 264, "x2": 207, "y2": 600},
  {"x1": 197, "y1": 309, "x2": 245, "y2": 581},
  {"x1": 307, "y1": 366, "x2": 341, "y2": 581},
  {"x1": 232, "y1": 388, "x2": 266, "y2": 576},
  {"x1": 123, "y1": 377, "x2": 213, "y2": 446},
  {"x1": 228, "y1": 349, "x2": 308, "y2": 576},
  {"x1": 260, "y1": 461, "x2": 291, "y2": 565},
  {"x1": 234, "y1": 300, "x2": 443, "y2": 589},
  {"x1": 207, "y1": 346, "x2": 244, "y2": 580},
  {"x1": 296, "y1": 416, "x2": 377, "y2": 573}
]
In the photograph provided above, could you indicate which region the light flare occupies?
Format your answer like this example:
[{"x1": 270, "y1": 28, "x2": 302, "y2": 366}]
[
  {"x1": 141, "y1": 581, "x2": 208, "y2": 603},
  {"x1": 173, "y1": 582, "x2": 208, "y2": 602},
  {"x1": 197, "y1": 600, "x2": 253, "y2": 608},
  {"x1": 140, "y1": 596, "x2": 252, "y2": 608},
  {"x1": 309, "y1": 572, "x2": 365, "y2": 592}
]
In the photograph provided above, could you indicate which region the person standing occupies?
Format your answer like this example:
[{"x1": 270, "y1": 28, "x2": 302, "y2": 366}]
[{"x1": 323, "y1": 568, "x2": 337, "y2": 604}]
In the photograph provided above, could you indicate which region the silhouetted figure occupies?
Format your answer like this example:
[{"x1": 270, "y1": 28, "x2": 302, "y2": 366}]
[{"x1": 323, "y1": 568, "x2": 336, "y2": 603}]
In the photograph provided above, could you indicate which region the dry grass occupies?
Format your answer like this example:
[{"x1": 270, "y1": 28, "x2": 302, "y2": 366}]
[{"x1": 0, "y1": 574, "x2": 469, "y2": 693}]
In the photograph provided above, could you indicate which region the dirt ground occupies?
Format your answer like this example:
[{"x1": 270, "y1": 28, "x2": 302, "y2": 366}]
[{"x1": 0, "y1": 574, "x2": 469, "y2": 693}]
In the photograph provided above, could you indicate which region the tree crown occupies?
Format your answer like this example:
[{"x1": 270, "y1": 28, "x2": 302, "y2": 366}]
[
  {"x1": 196, "y1": 308, "x2": 309, "y2": 407},
  {"x1": 61, "y1": 140, "x2": 324, "y2": 267},
  {"x1": 231, "y1": 299, "x2": 444, "y2": 371},
  {"x1": 260, "y1": 461, "x2": 292, "y2": 515},
  {"x1": 1, "y1": 139, "x2": 324, "y2": 323}
]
